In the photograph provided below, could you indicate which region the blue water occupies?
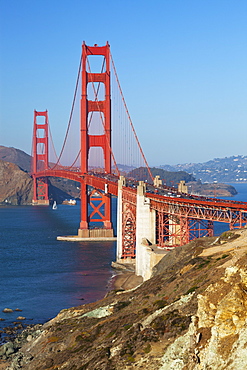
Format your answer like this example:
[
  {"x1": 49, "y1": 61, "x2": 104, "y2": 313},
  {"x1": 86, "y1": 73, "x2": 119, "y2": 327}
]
[
  {"x1": 0, "y1": 200, "x2": 117, "y2": 341},
  {"x1": 214, "y1": 183, "x2": 247, "y2": 235},
  {"x1": 221, "y1": 183, "x2": 247, "y2": 202}
]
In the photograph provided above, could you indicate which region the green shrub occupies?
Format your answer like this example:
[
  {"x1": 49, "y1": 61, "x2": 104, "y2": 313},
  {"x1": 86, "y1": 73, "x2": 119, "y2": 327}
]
[
  {"x1": 143, "y1": 343, "x2": 151, "y2": 353},
  {"x1": 186, "y1": 286, "x2": 198, "y2": 294},
  {"x1": 114, "y1": 300, "x2": 130, "y2": 311},
  {"x1": 154, "y1": 299, "x2": 167, "y2": 309}
]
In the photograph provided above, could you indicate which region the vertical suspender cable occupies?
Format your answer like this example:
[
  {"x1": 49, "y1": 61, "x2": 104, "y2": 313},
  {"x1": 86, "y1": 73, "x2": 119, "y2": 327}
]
[
  {"x1": 87, "y1": 57, "x2": 120, "y2": 177},
  {"x1": 51, "y1": 54, "x2": 82, "y2": 169},
  {"x1": 110, "y1": 53, "x2": 154, "y2": 182}
]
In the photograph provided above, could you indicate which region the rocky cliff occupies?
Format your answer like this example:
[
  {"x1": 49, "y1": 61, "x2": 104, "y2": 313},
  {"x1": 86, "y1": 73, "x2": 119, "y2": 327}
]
[
  {"x1": 1, "y1": 227, "x2": 247, "y2": 369},
  {"x1": 0, "y1": 158, "x2": 80, "y2": 205},
  {"x1": 0, "y1": 160, "x2": 33, "y2": 205}
]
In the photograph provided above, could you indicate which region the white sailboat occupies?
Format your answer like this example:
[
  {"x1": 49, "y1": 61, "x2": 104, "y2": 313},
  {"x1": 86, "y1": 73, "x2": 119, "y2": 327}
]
[{"x1": 52, "y1": 201, "x2": 57, "y2": 210}]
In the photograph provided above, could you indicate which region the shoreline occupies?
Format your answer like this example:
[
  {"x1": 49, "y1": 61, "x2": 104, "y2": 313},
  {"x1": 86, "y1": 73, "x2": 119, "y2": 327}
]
[
  {"x1": 111, "y1": 271, "x2": 143, "y2": 291},
  {"x1": 0, "y1": 269, "x2": 143, "y2": 368},
  {"x1": 0, "y1": 271, "x2": 142, "y2": 342}
]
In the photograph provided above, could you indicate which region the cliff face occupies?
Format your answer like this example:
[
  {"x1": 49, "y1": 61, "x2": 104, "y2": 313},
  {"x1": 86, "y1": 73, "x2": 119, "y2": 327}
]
[
  {"x1": 0, "y1": 160, "x2": 33, "y2": 205},
  {"x1": 0, "y1": 158, "x2": 80, "y2": 205},
  {"x1": 2, "y1": 228, "x2": 247, "y2": 369}
]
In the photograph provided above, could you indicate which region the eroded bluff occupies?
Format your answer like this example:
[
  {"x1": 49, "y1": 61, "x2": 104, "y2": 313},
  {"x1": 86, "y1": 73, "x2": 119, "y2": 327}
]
[
  {"x1": 2, "y1": 228, "x2": 247, "y2": 370},
  {"x1": 0, "y1": 160, "x2": 33, "y2": 205}
]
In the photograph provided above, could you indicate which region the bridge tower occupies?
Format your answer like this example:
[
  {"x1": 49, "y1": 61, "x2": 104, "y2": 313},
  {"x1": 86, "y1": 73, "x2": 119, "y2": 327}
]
[
  {"x1": 32, "y1": 110, "x2": 49, "y2": 205},
  {"x1": 78, "y1": 42, "x2": 113, "y2": 237}
]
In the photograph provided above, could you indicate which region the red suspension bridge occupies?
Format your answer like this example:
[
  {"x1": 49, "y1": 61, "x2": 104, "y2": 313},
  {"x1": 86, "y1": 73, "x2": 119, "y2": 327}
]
[{"x1": 31, "y1": 42, "x2": 247, "y2": 261}]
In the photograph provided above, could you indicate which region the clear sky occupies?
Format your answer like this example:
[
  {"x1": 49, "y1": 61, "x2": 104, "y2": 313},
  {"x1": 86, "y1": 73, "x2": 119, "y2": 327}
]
[{"x1": 0, "y1": 0, "x2": 246, "y2": 166}]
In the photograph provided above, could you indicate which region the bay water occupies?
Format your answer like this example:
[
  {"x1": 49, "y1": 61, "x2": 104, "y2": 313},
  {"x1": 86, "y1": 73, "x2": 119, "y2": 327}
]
[
  {"x1": 214, "y1": 182, "x2": 247, "y2": 235},
  {"x1": 0, "y1": 200, "x2": 117, "y2": 342},
  {"x1": 0, "y1": 183, "x2": 247, "y2": 342}
]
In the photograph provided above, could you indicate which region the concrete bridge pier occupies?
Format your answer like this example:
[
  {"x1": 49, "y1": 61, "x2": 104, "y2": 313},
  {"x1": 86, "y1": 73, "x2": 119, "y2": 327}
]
[
  {"x1": 116, "y1": 179, "x2": 166, "y2": 280},
  {"x1": 135, "y1": 182, "x2": 157, "y2": 280},
  {"x1": 116, "y1": 176, "x2": 126, "y2": 261}
]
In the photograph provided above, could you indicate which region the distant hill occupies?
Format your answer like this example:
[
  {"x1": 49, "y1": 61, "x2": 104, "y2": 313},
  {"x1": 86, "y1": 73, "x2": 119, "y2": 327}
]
[
  {"x1": 0, "y1": 146, "x2": 80, "y2": 204},
  {"x1": 0, "y1": 146, "x2": 32, "y2": 172},
  {"x1": 128, "y1": 167, "x2": 196, "y2": 186},
  {"x1": 0, "y1": 159, "x2": 80, "y2": 205},
  {"x1": 160, "y1": 155, "x2": 247, "y2": 183},
  {"x1": 0, "y1": 159, "x2": 33, "y2": 205}
]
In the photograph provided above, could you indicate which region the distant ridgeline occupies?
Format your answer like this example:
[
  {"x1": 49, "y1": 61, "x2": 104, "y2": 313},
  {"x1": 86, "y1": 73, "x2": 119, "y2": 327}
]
[
  {"x1": 0, "y1": 145, "x2": 31, "y2": 172},
  {"x1": 128, "y1": 167, "x2": 195, "y2": 186},
  {"x1": 127, "y1": 167, "x2": 236, "y2": 196},
  {"x1": 160, "y1": 155, "x2": 247, "y2": 183},
  {"x1": 0, "y1": 146, "x2": 80, "y2": 205}
]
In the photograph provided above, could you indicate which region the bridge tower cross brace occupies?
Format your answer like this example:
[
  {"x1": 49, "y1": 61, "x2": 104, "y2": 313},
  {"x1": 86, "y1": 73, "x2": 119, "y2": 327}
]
[
  {"x1": 78, "y1": 42, "x2": 113, "y2": 237},
  {"x1": 32, "y1": 110, "x2": 49, "y2": 205}
]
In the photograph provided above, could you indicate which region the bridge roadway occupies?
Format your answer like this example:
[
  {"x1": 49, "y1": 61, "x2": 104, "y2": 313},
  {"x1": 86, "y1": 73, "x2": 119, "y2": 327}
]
[{"x1": 35, "y1": 169, "x2": 247, "y2": 227}]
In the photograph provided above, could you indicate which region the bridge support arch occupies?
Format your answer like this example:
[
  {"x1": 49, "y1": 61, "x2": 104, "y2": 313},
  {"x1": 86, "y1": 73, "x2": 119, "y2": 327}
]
[{"x1": 117, "y1": 176, "x2": 137, "y2": 261}]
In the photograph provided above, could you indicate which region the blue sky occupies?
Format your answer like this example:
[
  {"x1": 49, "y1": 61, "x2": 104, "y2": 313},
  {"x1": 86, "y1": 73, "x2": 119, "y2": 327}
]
[{"x1": 0, "y1": 0, "x2": 246, "y2": 166}]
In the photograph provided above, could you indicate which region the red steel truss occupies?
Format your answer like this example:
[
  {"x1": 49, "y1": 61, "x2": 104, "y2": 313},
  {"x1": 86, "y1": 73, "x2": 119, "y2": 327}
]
[
  {"x1": 156, "y1": 212, "x2": 214, "y2": 248},
  {"x1": 32, "y1": 110, "x2": 49, "y2": 205},
  {"x1": 149, "y1": 196, "x2": 247, "y2": 225},
  {"x1": 151, "y1": 195, "x2": 247, "y2": 247},
  {"x1": 121, "y1": 189, "x2": 137, "y2": 258}
]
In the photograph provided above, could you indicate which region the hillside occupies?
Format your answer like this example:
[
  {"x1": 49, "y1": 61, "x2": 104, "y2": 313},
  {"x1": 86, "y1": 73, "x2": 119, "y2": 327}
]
[
  {"x1": 186, "y1": 181, "x2": 237, "y2": 197},
  {"x1": 0, "y1": 146, "x2": 32, "y2": 173},
  {"x1": 128, "y1": 166, "x2": 196, "y2": 185},
  {"x1": 0, "y1": 160, "x2": 80, "y2": 205},
  {"x1": 160, "y1": 155, "x2": 247, "y2": 183},
  {"x1": 128, "y1": 167, "x2": 237, "y2": 197},
  {"x1": 0, "y1": 146, "x2": 80, "y2": 204},
  {"x1": 1, "y1": 228, "x2": 247, "y2": 369},
  {"x1": 0, "y1": 160, "x2": 33, "y2": 205}
]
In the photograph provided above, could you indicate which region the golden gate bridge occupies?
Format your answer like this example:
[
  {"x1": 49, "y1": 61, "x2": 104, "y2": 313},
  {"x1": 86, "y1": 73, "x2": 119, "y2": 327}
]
[{"x1": 31, "y1": 42, "x2": 247, "y2": 262}]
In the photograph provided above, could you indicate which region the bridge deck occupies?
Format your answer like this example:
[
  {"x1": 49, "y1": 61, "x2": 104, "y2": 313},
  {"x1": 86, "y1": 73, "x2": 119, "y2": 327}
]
[{"x1": 34, "y1": 169, "x2": 247, "y2": 226}]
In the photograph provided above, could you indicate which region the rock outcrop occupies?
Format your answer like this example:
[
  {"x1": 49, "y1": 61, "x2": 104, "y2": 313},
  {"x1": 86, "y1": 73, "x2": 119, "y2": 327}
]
[
  {"x1": 0, "y1": 160, "x2": 33, "y2": 205},
  {"x1": 1, "y1": 228, "x2": 247, "y2": 369},
  {"x1": 0, "y1": 159, "x2": 79, "y2": 206}
]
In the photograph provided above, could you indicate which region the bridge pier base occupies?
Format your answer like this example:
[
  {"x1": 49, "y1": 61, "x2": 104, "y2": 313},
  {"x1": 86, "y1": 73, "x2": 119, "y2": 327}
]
[
  {"x1": 32, "y1": 200, "x2": 50, "y2": 206},
  {"x1": 78, "y1": 229, "x2": 90, "y2": 238},
  {"x1": 78, "y1": 228, "x2": 114, "y2": 238}
]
